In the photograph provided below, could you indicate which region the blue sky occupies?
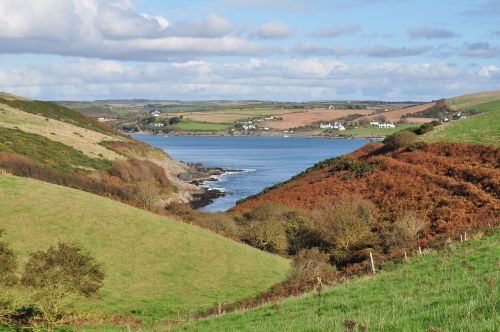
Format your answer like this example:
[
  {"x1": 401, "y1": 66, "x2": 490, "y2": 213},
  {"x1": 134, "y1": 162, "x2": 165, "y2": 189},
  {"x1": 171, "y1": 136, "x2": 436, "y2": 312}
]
[{"x1": 0, "y1": 0, "x2": 498, "y2": 101}]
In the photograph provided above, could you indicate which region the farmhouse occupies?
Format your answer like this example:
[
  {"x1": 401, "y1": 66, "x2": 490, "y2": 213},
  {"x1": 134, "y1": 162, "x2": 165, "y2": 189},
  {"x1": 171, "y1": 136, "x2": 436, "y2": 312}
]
[
  {"x1": 369, "y1": 120, "x2": 380, "y2": 126},
  {"x1": 378, "y1": 122, "x2": 395, "y2": 128},
  {"x1": 320, "y1": 122, "x2": 346, "y2": 131},
  {"x1": 328, "y1": 105, "x2": 335, "y2": 110},
  {"x1": 149, "y1": 111, "x2": 161, "y2": 117}
]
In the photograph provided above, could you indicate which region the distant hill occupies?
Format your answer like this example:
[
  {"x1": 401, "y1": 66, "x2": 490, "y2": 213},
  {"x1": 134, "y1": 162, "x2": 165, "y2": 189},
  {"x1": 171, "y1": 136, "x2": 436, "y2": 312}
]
[
  {"x1": 446, "y1": 90, "x2": 500, "y2": 110},
  {"x1": 178, "y1": 231, "x2": 499, "y2": 331},
  {"x1": 423, "y1": 108, "x2": 500, "y2": 145},
  {"x1": 0, "y1": 175, "x2": 289, "y2": 321}
]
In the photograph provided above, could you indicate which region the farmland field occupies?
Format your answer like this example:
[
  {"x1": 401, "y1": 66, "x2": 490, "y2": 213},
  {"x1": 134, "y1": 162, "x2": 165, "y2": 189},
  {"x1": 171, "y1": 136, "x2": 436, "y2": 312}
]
[
  {"x1": 263, "y1": 108, "x2": 374, "y2": 130},
  {"x1": 0, "y1": 175, "x2": 290, "y2": 321},
  {"x1": 361, "y1": 102, "x2": 436, "y2": 123},
  {"x1": 446, "y1": 90, "x2": 500, "y2": 110},
  {"x1": 175, "y1": 120, "x2": 232, "y2": 131}
]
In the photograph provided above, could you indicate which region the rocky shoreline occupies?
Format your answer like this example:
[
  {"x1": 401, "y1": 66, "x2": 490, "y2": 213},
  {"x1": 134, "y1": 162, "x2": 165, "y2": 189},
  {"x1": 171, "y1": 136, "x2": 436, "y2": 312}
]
[{"x1": 178, "y1": 163, "x2": 244, "y2": 209}]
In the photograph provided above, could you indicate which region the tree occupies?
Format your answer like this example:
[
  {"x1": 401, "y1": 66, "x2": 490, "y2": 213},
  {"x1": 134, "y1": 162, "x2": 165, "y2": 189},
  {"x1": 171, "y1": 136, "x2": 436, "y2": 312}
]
[
  {"x1": 169, "y1": 117, "x2": 181, "y2": 125},
  {"x1": 21, "y1": 243, "x2": 104, "y2": 329},
  {"x1": 383, "y1": 131, "x2": 418, "y2": 150},
  {"x1": 0, "y1": 230, "x2": 17, "y2": 286}
]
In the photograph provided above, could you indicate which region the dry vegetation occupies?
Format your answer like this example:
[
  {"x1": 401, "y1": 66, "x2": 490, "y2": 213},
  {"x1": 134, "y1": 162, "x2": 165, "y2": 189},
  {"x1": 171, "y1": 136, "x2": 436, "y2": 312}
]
[{"x1": 235, "y1": 142, "x2": 500, "y2": 244}]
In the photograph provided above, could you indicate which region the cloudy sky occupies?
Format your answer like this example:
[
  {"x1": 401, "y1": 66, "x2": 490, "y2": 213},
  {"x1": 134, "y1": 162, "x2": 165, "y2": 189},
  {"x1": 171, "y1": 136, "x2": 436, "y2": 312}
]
[{"x1": 0, "y1": 0, "x2": 499, "y2": 101}]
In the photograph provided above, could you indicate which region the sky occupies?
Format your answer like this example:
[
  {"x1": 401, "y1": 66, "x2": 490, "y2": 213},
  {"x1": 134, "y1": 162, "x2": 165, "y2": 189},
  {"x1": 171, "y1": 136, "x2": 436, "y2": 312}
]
[{"x1": 0, "y1": 0, "x2": 499, "y2": 101}]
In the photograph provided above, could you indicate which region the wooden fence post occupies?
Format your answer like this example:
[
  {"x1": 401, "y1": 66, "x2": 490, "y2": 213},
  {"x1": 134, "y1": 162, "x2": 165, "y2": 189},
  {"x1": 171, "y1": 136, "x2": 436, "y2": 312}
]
[
  {"x1": 418, "y1": 246, "x2": 422, "y2": 255},
  {"x1": 460, "y1": 234, "x2": 463, "y2": 242},
  {"x1": 404, "y1": 252, "x2": 408, "y2": 261},
  {"x1": 369, "y1": 252, "x2": 376, "y2": 274},
  {"x1": 464, "y1": 231, "x2": 467, "y2": 241}
]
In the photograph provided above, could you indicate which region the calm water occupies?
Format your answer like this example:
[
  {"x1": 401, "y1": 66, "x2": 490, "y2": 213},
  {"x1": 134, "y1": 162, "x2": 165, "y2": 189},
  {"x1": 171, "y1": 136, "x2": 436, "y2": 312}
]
[{"x1": 134, "y1": 135, "x2": 369, "y2": 211}]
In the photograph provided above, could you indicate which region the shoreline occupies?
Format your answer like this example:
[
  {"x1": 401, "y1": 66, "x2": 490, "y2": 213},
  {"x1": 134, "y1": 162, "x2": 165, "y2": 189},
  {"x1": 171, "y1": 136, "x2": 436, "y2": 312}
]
[{"x1": 131, "y1": 131, "x2": 384, "y2": 140}]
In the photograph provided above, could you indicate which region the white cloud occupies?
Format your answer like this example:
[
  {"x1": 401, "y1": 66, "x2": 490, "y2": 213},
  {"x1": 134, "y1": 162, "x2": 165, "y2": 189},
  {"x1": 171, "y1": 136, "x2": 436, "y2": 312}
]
[
  {"x1": 311, "y1": 24, "x2": 362, "y2": 38},
  {"x1": 1, "y1": 58, "x2": 497, "y2": 101},
  {"x1": 255, "y1": 21, "x2": 295, "y2": 39}
]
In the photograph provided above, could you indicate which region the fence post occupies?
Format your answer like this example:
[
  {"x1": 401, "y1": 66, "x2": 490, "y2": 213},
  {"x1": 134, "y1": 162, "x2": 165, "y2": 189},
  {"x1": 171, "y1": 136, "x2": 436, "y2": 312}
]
[
  {"x1": 418, "y1": 246, "x2": 422, "y2": 255},
  {"x1": 460, "y1": 234, "x2": 463, "y2": 242},
  {"x1": 369, "y1": 252, "x2": 376, "y2": 274},
  {"x1": 404, "y1": 252, "x2": 408, "y2": 261},
  {"x1": 464, "y1": 231, "x2": 467, "y2": 241}
]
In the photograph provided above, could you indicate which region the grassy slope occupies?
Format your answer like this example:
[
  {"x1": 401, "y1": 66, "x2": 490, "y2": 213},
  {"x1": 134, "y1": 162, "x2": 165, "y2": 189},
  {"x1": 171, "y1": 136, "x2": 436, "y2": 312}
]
[
  {"x1": 178, "y1": 231, "x2": 499, "y2": 331},
  {"x1": 175, "y1": 120, "x2": 231, "y2": 131},
  {"x1": 423, "y1": 109, "x2": 500, "y2": 145},
  {"x1": 0, "y1": 175, "x2": 289, "y2": 321},
  {"x1": 446, "y1": 90, "x2": 500, "y2": 110}
]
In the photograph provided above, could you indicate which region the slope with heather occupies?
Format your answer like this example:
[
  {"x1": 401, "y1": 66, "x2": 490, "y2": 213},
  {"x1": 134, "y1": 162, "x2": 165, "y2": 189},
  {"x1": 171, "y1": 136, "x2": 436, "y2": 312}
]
[
  {"x1": 0, "y1": 175, "x2": 290, "y2": 321},
  {"x1": 235, "y1": 142, "x2": 500, "y2": 242},
  {"x1": 177, "y1": 231, "x2": 499, "y2": 331}
]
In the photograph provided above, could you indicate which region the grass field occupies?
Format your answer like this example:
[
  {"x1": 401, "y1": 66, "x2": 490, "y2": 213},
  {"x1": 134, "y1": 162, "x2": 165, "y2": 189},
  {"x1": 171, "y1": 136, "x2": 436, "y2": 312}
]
[
  {"x1": 0, "y1": 175, "x2": 290, "y2": 322},
  {"x1": 175, "y1": 120, "x2": 231, "y2": 131},
  {"x1": 446, "y1": 90, "x2": 500, "y2": 110},
  {"x1": 423, "y1": 109, "x2": 500, "y2": 145},
  {"x1": 177, "y1": 231, "x2": 500, "y2": 331},
  {"x1": 342, "y1": 124, "x2": 418, "y2": 137},
  {"x1": 470, "y1": 100, "x2": 500, "y2": 113}
]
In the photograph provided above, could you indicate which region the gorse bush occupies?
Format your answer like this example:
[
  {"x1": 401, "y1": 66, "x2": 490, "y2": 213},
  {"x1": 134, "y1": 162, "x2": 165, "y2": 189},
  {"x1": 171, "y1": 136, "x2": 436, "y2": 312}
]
[
  {"x1": 0, "y1": 237, "x2": 104, "y2": 330},
  {"x1": 385, "y1": 211, "x2": 426, "y2": 250},
  {"x1": 109, "y1": 158, "x2": 170, "y2": 187},
  {"x1": 289, "y1": 248, "x2": 337, "y2": 284}
]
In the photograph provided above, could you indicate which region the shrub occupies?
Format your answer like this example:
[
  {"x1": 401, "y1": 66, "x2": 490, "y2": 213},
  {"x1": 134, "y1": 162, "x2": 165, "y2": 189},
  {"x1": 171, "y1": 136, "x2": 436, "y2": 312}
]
[
  {"x1": 109, "y1": 159, "x2": 170, "y2": 188},
  {"x1": 313, "y1": 195, "x2": 378, "y2": 266},
  {"x1": 0, "y1": 230, "x2": 18, "y2": 286},
  {"x1": 386, "y1": 211, "x2": 426, "y2": 250},
  {"x1": 21, "y1": 243, "x2": 104, "y2": 329},
  {"x1": 289, "y1": 248, "x2": 337, "y2": 284},
  {"x1": 413, "y1": 121, "x2": 441, "y2": 135},
  {"x1": 383, "y1": 131, "x2": 418, "y2": 150}
]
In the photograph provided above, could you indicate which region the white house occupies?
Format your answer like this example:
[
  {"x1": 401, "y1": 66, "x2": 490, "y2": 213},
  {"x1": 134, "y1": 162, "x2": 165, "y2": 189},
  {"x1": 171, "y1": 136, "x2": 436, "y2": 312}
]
[
  {"x1": 243, "y1": 124, "x2": 256, "y2": 131},
  {"x1": 149, "y1": 111, "x2": 161, "y2": 117},
  {"x1": 369, "y1": 120, "x2": 380, "y2": 126},
  {"x1": 378, "y1": 122, "x2": 395, "y2": 128},
  {"x1": 328, "y1": 105, "x2": 335, "y2": 110},
  {"x1": 320, "y1": 122, "x2": 345, "y2": 131}
]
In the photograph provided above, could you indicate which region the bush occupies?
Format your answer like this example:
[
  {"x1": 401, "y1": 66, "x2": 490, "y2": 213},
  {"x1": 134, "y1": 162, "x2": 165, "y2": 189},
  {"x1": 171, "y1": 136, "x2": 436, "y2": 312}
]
[
  {"x1": 20, "y1": 243, "x2": 104, "y2": 329},
  {"x1": 385, "y1": 211, "x2": 426, "y2": 250},
  {"x1": 413, "y1": 121, "x2": 441, "y2": 135},
  {"x1": 383, "y1": 131, "x2": 418, "y2": 150},
  {"x1": 0, "y1": 230, "x2": 18, "y2": 286},
  {"x1": 289, "y1": 248, "x2": 337, "y2": 284},
  {"x1": 109, "y1": 159, "x2": 170, "y2": 187},
  {"x1": 313, "y1": 195, "x2": 378, "y2": 266}
]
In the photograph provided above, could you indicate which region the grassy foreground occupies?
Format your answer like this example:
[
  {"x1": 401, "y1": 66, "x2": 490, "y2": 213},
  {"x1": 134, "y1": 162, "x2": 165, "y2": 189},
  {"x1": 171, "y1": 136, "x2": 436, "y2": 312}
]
[
  {"x1": 423, "y1": 109, "x2": 500, "y2": 145},
  {"x1": 0, "y1": 175, "x2": 289, "y2": 322},
  {"x1": 178, "y1": 231, "x2": 499, "y2": 331}
]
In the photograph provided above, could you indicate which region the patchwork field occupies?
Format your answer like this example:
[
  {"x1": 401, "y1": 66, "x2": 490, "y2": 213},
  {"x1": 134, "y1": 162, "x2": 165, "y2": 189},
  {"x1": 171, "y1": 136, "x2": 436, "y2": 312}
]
[
  {"x1": 176, "y1": 109, "x2": 296, "y2": 124},
  {"x1": 342, "y1": 123, "x2": 418, "y2": 136},
  {"x1": 0, "y1": 175, "x2": 290, "y2": 321},
  {"x1": 178, "y1": 231, "x2": 500, "y2": 331}
]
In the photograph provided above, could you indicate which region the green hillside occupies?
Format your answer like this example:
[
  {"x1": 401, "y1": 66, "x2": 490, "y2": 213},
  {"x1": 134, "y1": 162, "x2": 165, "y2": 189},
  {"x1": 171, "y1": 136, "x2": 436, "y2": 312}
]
[
  {"x1": 423, "y1": 109, "x2": 500, "y2": 145},
  {"x1": 0, "y1": 175, "x2": 290, "y2": 322},
  {"x1": 178, "y1": 231, "x2": 499, "y2": 331},
  {"x1": 446, "y1": 90, "x2": 500, "y2": 110}
]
